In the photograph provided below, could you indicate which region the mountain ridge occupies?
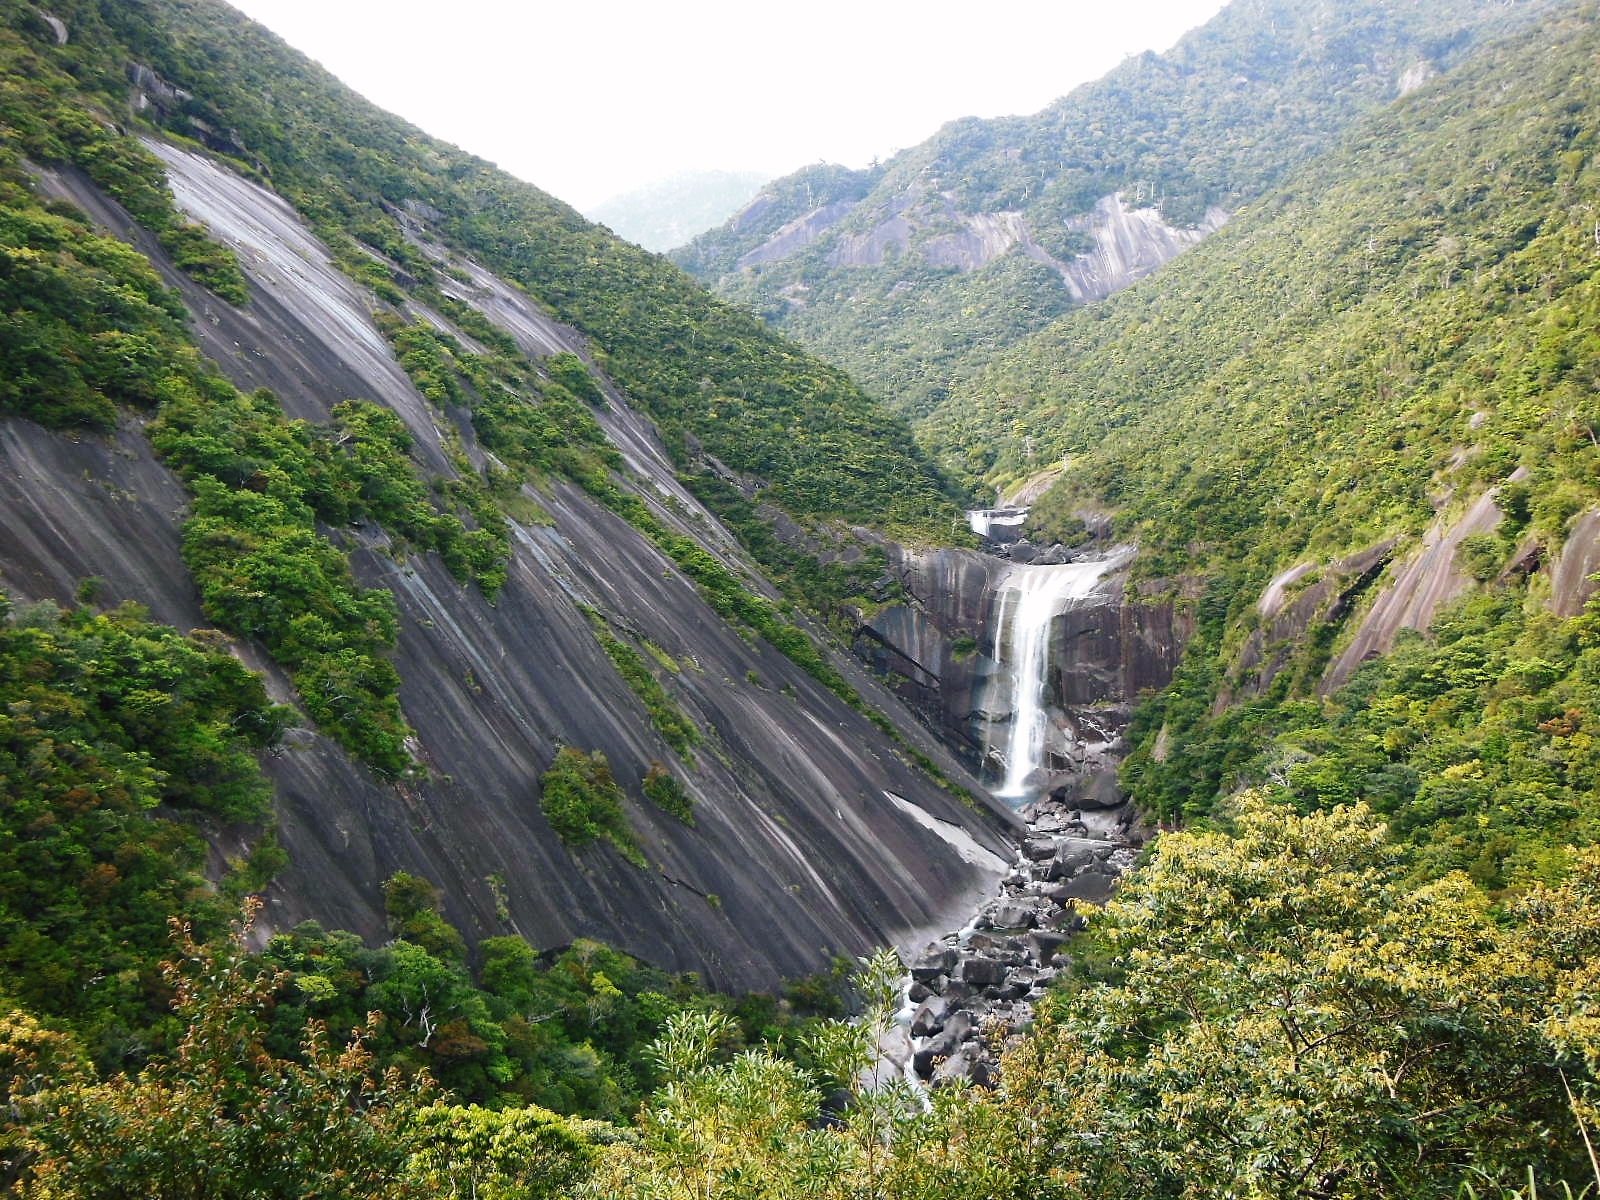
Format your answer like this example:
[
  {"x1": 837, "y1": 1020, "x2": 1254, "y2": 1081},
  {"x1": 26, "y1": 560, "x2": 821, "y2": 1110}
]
[
  {"x1": 676, "y1": 0, "x2": 1564, "y2": 422},
  {"x1": 0, "y1": 0, "x2": 1013, "y2": 995}
]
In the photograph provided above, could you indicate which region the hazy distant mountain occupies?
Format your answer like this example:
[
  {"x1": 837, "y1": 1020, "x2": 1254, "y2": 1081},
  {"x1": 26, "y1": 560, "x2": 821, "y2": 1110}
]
[{"x1": 587, "y1": 169, "x2": 771, "y2": 252}]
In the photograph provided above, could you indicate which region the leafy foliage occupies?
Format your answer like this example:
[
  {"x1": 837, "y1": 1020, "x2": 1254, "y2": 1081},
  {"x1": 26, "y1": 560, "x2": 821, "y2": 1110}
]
[
  {"x1": 0, "y1": 594, "x2": 285, "y2": 1055},
  {"x1": 981, "y1": 796, "x2": 1598, "y2": 1198},
  {"x1": 4, "y1": 907, "x2": 600, "y2": 1199},
  {"x1": 0, "y1": 202, "x2": 187, "y2": 431},
  {"x1": 1135, "y1": 588, "x2": 1600, "y2": 894},
  {"x1": 642, "y1": 762, "x2": 694, "y2": 825},
  {"x1": 570, "y1": 806, "x2": 1600, "y2": 1198},
  {"x1": 583, "y1": 611, "x2": 700, "y2": 762},
  {"x1": 538, "y1": 748, "x2": 642, "y2": 865},
  {"x1": 261, "y1": 901, "x2": 841, "y2": 1122}
]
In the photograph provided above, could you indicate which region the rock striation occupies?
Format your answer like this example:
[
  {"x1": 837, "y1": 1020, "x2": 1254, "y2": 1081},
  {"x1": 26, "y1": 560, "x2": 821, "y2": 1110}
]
[
  {"x1": 3, "y1": 142, "x2": 1017, "y2": 990},
  {"x1": 855, "y1": 545, "x2": 1190, "y2": 791}
]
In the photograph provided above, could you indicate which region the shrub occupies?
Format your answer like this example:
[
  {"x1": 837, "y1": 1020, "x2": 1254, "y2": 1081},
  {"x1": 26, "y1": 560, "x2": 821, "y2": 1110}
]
[
  {"x1": 539, "y1": 749, "x2": 642, "y2": 865},
  {"x1": 642, "y1": 763, "x2": 694, "y2": 825}
]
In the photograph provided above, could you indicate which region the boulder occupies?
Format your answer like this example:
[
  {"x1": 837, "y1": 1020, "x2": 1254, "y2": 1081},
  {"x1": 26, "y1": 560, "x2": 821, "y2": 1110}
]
[
  {"x1": 1052, "y1": 769, "x2": 1125, "y2": 811},
  {"x1": 958, "y1": 957, "x2": 1009, "y2": 988},
  {"x1": 1052, "y1": 870, "x2": 1118, "y2": 905},
  {"x1": 1046, "y1": 842, "x2": 1100, "y2": 881},
  {"x1": 911, "y1": 995, "x2": 953, "y2": 1037},
  {"x1": 1035, "y1": 543, "x2": 1068, "y2": 566},
  {"x1": 910, "y1": 943, "x2": 959, "y2": 980},
  {"x1": 1052, "y1": 907, "x2": 1088, "y2": 933},
  {"x1": 940, "y1": 976, "x2": 972, "y2": 1002},
  {"x1": 915, "y1": 1011, "x2": 974, "y2": 1077},
  {"x1": 931, "y1": 1046, "x2": 973, "y2": 1086},
  {"x1": 1026, "y1": 929, "x2": 1069, "y2": 963},
  {"x1": 1037, "y1": 882, "x2": 1080, "y2": 903},
  {"x1": 970, "y1": 1055, "x2": 996, "y2": 1087},
  {"x1": 991, "y1": 903, "x2": 1039, "y2": 930}
]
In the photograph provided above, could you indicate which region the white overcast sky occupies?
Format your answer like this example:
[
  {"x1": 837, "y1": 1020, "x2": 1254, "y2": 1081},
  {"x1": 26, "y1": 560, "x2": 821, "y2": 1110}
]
[{"x1": 226, "y1": 0, "x2": 1228, "y2": 212}]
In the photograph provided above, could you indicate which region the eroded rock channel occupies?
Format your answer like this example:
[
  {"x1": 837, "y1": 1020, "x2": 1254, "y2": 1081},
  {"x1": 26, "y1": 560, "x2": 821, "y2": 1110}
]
[
  {"x1": 886, "y1": 792, "x2": 1147, "y2": 1088},
  {"x1": 863, "y1": 534, "x2": 1181, "y2": 1087}
]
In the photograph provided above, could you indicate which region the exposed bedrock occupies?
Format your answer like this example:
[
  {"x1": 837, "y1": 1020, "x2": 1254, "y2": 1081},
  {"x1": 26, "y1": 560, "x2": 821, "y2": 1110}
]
[
  {"x1": 1321, "y1": 471, "x2": 1527, "y2": 693},
  {"x1": 1550, "y1": 506, "x2": 1600, "y2": 618},
  {"x1": 853, "y1": 547, "x2": 1191, "y2": 793},
  {"x1": 2, "y1": 141, "x2": 1021, "y2": 989}
]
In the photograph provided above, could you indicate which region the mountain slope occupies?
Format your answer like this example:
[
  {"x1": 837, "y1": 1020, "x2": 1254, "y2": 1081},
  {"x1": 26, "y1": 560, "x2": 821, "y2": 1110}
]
[
  {"x1": 0, "y1": 0, "x2": 1012, "y2": 993},
  {"x1": 920, "y1": 1, "x2": 1600, "y2": 891},
  {"x1": 925, "y1": 1, "x2": 1600, "y2": 581},
  {"x1": 676, "y1": 0, "x2": 1562, "y2": 422}
]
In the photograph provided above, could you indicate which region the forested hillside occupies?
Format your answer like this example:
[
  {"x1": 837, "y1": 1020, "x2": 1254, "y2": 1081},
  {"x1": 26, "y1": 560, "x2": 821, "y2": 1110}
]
[
  {"x1": 883, "y1": 0, "x2": 1600, "y2": 862},
  {"x1": 2, "y1": 0, "x2": 1599, "y2": 1195},
  {"x1": 0, "y1": 0, "x2": 1018, "y2": 1160},
  {"x1": 29, "y1": 0, "x2": 955, "y2": 541},
  {"x1": 677, "y1": 0, "x2": 1560, "y2": 422}
]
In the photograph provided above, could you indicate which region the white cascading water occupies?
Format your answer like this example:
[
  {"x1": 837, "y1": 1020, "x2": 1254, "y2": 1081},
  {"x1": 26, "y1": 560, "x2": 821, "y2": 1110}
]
[{"x1": 989, "y1": 561, "x2": 1115, "y2": 799}]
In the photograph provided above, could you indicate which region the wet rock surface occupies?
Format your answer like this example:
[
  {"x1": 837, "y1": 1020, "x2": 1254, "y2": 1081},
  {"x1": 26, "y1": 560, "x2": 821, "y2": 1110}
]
[
  {"x1": 854, "y1": 546, "x2": 1192, "y2": 778},
  {"x1": 882, "y1": 793, "x2": 1145, "y2": 1088}
]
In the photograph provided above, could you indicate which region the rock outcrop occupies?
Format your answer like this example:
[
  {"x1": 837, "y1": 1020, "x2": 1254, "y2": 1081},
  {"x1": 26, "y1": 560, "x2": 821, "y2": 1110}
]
[
  {"x1": 1055, "y1": 192, "x2": 1230, "y2": 303},
  {"x1": 3, "y1": 142, "x2": 1019, "y2": 990},
  {"x1": 1323, "y1": 478, "x2": 1522, "y2": 692},
  {"x1": 1225, "y1": 541, "x2": 1395, "y2": 703},
  {"x1": 854, "y1": 546, "x2": 1191, "y2": 788},
  {"x1": 1550, "y1": 507, "x2": 1600, "y2": 617}
]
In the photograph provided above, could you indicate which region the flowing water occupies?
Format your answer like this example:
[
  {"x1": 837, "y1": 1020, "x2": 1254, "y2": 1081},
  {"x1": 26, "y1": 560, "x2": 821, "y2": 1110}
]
[
  {"x1": 879, "y1": 550, "x2": 1134, "y2": 1093},
  {"x1": 988, "y1": 560, "x2": 1118, "y2": 799}
]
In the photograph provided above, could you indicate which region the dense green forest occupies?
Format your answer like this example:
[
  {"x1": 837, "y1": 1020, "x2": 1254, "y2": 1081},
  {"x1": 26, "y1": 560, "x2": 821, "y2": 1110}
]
[
  {"x1": 919, "y1": 2, "x2": 1600, "y2": 900},
  {"x1": 677, "y1": 0, "x2": 1562, "y2": 422},
  {"x1": 922, "y1": 4, "x2": 1600, "y2": 573},
  {"x1": 3, "y1": 0, "x2": 1600, "y2": 1194}
]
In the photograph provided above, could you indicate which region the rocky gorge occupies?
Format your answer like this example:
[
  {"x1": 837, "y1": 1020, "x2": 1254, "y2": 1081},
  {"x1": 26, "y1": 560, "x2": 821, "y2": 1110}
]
[
  {"x1": 886, "y1": 789, "x2": 1148, "y2": 1088},
  {"x1": 854, "y1": 532, "x2": 1184, "y2": 1086}
]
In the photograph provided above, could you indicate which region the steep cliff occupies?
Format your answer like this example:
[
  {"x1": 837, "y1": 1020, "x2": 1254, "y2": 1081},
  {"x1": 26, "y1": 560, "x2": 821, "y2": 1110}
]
[
  {"x1": 854, "y1": 546, "x2": 1191, "y2": 798},
  {"x1": 0, "y1": 1, "x2": 1014, "y2": 990}
]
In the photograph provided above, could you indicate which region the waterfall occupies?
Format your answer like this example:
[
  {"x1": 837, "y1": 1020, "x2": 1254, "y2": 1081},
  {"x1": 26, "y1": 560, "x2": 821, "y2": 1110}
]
[{"x1": 988, "y1": 560, "x2": 1116, "y2": 799}]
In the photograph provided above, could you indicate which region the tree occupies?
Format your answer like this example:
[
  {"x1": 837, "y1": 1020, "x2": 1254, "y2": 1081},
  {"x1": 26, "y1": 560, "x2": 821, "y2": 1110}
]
[
  {"x1": 8, "y1": 904, "x2": 598, "y2": 1198},
  {"x1": 990, "y1": 793, "x2": 1590, "y2": 1198},
  {"x1": 12, "y1": 902, "x2": 430, "y2": 1199}
]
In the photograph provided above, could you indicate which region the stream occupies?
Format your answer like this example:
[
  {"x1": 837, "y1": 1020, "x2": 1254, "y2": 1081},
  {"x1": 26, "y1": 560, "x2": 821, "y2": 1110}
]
[{"x1": 876, "y1": 540, "x2": 1148, "y2": 1089}]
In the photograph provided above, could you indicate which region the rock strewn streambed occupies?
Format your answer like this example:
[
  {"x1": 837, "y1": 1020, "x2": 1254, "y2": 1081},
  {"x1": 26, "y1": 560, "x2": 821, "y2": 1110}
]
[{"x1": 879, "y1": 792, "x2": 1146, "y2": 1088}]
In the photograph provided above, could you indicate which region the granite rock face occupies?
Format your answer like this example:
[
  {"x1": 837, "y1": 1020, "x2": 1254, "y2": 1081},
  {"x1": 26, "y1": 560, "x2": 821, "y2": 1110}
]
[
  {"x1": 1, "y1": 143, "x2": 1019, "y2": 990},
  {"x1": 854, "y1": 546, "x2": 1192, "y2": 793},
  {"x1": 1322, "y1": 472, "x2": 1526, "y2": 693}
]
